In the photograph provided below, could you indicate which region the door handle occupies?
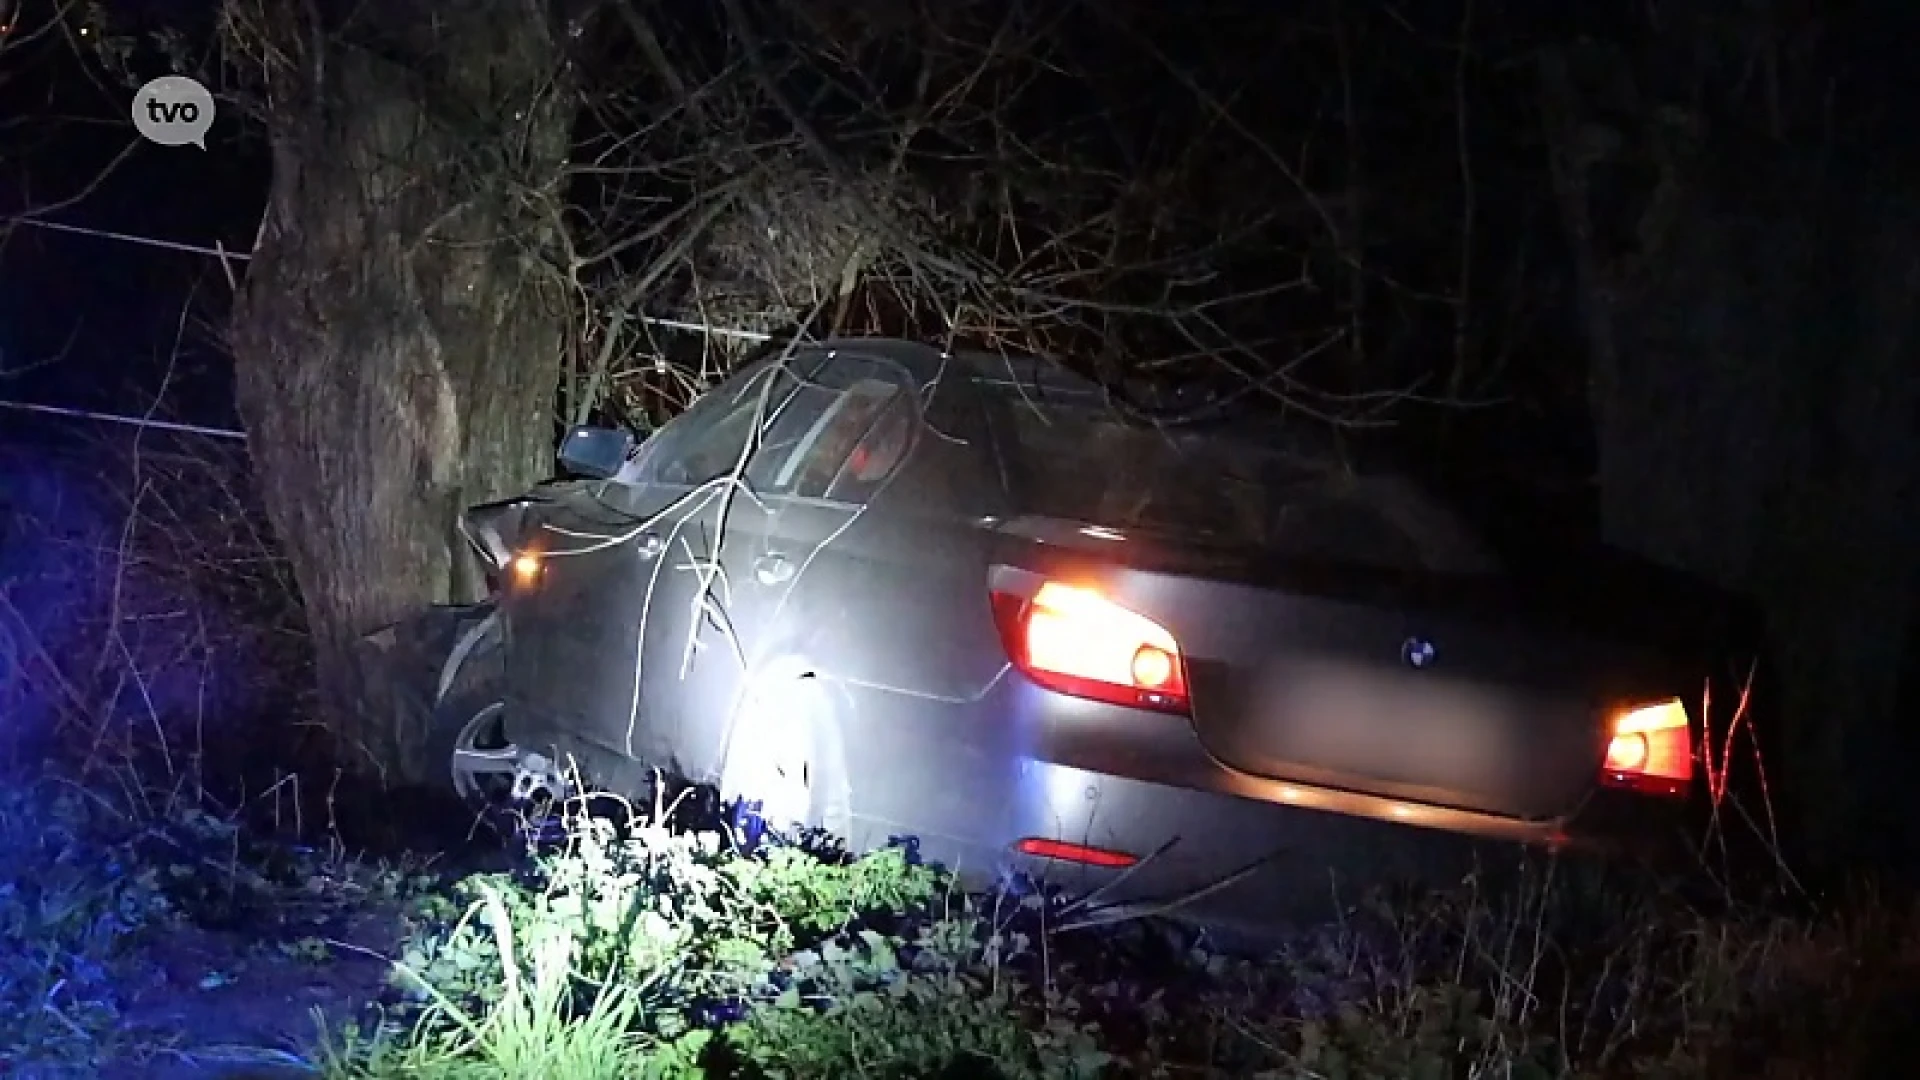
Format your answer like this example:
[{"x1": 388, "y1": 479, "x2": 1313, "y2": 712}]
[
  {"x1": 754, "y1": 552, "x2": 795, "y2": 585},
  {"x1": 636, "y1": 531, "x2": 664, "y2": 559}
]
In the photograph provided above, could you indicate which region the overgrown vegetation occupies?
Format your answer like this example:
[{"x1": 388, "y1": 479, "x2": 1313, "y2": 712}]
[
  {"x1": 307, "y1": 801, "x2": 1920, "y2": 1079},
  {"x1": 0, "y1": 772, "x2": 435, "y2": 1075},
  {"x1": 1, "y1": 764, "x2": 1916, "y2": 1079}
]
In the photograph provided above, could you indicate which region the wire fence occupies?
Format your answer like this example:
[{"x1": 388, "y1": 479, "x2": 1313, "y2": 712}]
[
  {"x1": 0, "y1": 397, "x2": 247, "y2": 441},
  {"x1": 0, "y1": 211, "x2": 789, "y2": 466},
  {"x1": 0, "y1": 212, "x2": 756, "y2": 781}
]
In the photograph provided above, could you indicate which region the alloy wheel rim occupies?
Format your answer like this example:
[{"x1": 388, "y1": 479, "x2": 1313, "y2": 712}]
[{"x1": 449, "y1": 701, "x2": 517, "y2": 805}]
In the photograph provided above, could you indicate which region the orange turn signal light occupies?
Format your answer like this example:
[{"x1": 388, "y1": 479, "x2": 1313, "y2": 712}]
[{"x1": 509, "y1": 553, "x2": 542, "y2": 585}]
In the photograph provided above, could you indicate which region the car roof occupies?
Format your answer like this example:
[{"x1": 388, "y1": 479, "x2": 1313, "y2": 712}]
[
  {"x1": 772, "y1": 338, "x2": 1498, "y2": 569},
  {"x1": 793, "y1": 336, "x2": 1348, "y2": 460}
]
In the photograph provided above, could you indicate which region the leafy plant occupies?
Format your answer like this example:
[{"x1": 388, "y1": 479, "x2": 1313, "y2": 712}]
[
  {"x1": 729, "y1": 919, "x2": 1111, "y2": 1080},
  {"x1": 0, "y1": 782, "x2": 179, "y2": 1067},
  {"x1": 391, "y1": 812, "x2": 942, "y2": 1024},
  {"x1": 361, "y1": 798, "x2": 963, "y2": 1075}
]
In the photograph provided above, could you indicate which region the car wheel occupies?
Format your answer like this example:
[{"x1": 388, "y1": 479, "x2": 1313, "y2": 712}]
[
  {"x1": 717, "y1": 675, "x2": 852, "y2": 842},
  {"x1": 427, "y1": 687, "x2": 521, "y2": 808}
]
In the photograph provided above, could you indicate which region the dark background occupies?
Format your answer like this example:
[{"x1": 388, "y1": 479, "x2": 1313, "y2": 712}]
[{"x1": 0, "y1": 62, "x2": 259, "y2": 433}]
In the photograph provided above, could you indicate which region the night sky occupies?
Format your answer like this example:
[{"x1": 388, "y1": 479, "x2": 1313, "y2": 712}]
[{"x1": 2, "y1": 5, "x2": 264, "y2": 436}]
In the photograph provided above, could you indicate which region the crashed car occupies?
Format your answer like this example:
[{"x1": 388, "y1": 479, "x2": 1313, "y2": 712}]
[{"x1": 405, "y1": 337, "x2": 1697, "y2": 934}]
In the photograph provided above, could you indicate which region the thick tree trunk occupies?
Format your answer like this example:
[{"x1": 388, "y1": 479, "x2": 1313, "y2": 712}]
[{"x1": 227, "y1": 1, "x2": 576, "y2": 782}]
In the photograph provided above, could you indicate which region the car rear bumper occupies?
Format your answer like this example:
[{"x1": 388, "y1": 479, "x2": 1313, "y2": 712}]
[
  {"x1": 998, "y1": 761, "x2": 1493, "y2": 934},
  {"x1": 839, "y1": 671, "x2": 1686, "y2": 937},
  {"x1": 992, "y1": 761, "x2": 1686, "y2": 932}
]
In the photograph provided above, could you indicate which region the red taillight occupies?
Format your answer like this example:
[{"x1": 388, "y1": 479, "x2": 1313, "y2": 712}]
[
  {"x1": 1014, "y1": 837, "x2": 1139, "y2": 868},
  {"x1": 991, "y1": 582, "x2": 1189, "y2": 713},
  {"x1": 1599, "y1": 699, "x2": 1692, "y2": 798}
]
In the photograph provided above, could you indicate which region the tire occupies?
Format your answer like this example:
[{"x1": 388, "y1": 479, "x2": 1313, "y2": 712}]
[{"x1": 716, "y1": 675, "x2": 853, "y2": 843}]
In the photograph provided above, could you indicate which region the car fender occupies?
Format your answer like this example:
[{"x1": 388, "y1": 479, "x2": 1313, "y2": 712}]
[
  {"x1": 694, "y1": 640, "x2": 842, "y2": 780},
  {"x1": 435, "y1": 604, "x2": 502, "y2": 705},
  {"x1": 748, "y1": 647, "x2": 818, "y2": 687}
]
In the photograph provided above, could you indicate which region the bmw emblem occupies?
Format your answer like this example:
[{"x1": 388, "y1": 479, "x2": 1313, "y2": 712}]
[{"x1": 1401, "y1": 636, "x2": 1437, "y2": 670}]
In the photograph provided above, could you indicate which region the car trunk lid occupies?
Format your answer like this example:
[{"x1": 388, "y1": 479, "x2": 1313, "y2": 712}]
[{"x1": 992, "y1": 516, "x2": 1642, "y2": 822}]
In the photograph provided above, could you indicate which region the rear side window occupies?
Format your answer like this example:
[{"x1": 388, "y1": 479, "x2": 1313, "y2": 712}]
[
  {"x1": 630, "y1": 350, "x2": 921, "y2": 500},
  {"x1": 629, "y1": 360, "x2": 803, "y2": 487},
  {"x1": 748, "y1": 352, "x2": 918, "y2": 501},
  {"x1": 824, "y1": 393, "x2": 917, "y2": 504}
]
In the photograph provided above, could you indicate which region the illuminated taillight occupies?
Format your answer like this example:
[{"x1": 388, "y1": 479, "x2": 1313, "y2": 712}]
[
  {"x1": 990, "y1": 582, "x2": 1189, "y2": 713},
  {"x1": 509, "y1": 553, "x2": 542, "y2": 587},
  {"x1": 1599, "y1": 698, "x2": 1692, "y2": 798}
]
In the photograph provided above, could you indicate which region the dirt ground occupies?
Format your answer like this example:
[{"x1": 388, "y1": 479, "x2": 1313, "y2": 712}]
[{"x1": 105, "y1": 908, "x2": 398, "y2": 1080}]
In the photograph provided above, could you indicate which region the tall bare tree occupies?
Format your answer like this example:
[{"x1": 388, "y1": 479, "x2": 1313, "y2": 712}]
[
  {"x1": 202, "y1": 0, "x2": 1503, "y2": 783},
  {"x1": 220, "y1": 0, "x2": 582, "y2": 780}
]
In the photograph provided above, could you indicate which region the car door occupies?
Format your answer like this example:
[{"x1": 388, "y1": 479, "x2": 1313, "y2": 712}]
[
  {"x1": 503, "y1": 384, "x2": 759, "y2": 772},
  {"x1": 668, "y1": 345, "x2": 1003, "y2": 776},
  {"x1": 596, "y1": 356, "x2": 817, "y2": 770}
]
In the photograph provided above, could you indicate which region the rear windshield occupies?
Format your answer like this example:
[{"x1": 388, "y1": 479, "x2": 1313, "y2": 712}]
[{"x1": 984, "y1": 389, "x2": 1465, "y2": 572}]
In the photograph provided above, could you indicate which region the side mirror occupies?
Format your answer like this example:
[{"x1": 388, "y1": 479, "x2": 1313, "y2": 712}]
[{"x1": 557, "y1": 426, "x2": 635, "y2": 480}]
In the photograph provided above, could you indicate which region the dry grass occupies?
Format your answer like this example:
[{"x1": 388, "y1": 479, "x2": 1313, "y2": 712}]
[{"x1": 0, "y1": 421, "x2": 312, "y2": 782}]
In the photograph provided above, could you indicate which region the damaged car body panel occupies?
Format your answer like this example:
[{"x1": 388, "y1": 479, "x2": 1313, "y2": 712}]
[{"x1": 409, "y1": 337, "x2": 1698, "y2": 936}]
